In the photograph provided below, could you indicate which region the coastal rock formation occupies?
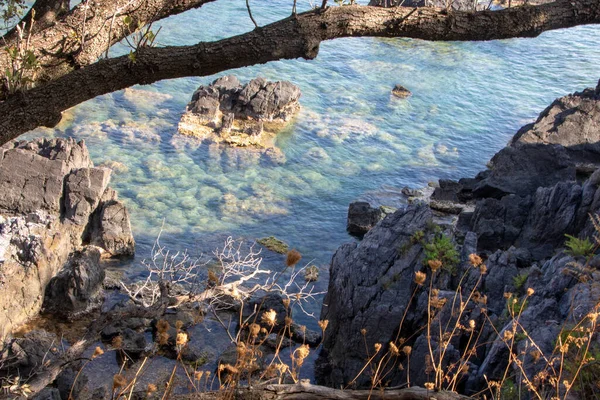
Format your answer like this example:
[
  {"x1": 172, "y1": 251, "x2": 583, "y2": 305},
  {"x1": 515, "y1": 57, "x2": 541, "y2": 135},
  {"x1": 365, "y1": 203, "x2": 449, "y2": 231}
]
[
  {"x1": 0, "y1": 138, "x2": 134, "y2": 339},
  {"x1": 347, "y1": 201, "x2": 383, "y2": 235},
  {"x1": 178, "y1": 75, "x2": 301, "y2": 148},
  {"x1": 317, "y1": 81, "x2": 600, "y2": 394}
]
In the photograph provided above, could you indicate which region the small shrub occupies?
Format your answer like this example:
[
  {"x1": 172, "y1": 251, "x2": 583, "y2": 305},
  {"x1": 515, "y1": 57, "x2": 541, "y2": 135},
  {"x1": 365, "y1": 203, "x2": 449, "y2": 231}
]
[
  {"x1": 564, "y1": 234, "x2": 595, "y2": 258},
  {"x1": 423, "y1": 234, "x2": 459, "y2": 273},
  {"x1": 513, "y1": 272, "x2": 529, "y2": 292}
]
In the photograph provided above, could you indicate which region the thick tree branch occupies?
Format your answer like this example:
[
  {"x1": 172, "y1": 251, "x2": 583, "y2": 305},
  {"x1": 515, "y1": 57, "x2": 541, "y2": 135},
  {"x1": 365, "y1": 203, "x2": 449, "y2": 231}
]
[
  {"x1": 0, "y1": 0, "x2": 218, "y2": 82},
  {"x1": 0, "y1": 0, "x2": 599, "y2": 143}
]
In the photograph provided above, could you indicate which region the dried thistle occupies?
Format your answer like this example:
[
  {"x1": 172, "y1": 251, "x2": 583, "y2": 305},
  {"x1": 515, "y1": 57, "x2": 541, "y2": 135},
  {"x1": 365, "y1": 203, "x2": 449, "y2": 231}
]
[
  {"x1": 92, "y1": 346, "x2": 104, "y2": 359},
  {"x1": 157, "y1": 319, "x2": 170, "y2": 333},
  {"x1": 113, "y1": 374, "x2": 127, "y2": 389},
  {"x1": 527, "y1": 287, "x2": 535, "y2": 296},
  {"x1": 176, "y1": 332, "x2": 188, "y2": 347},
  {"x1": 402, "y1": 345, "x2": 412, "y2": 356},
  {"x1": 249, "y1": 323, "x2": 261, "y2": 337},
  {"x1": 414, "y1": 271, "x2": 426, "y2": 285},
  {"x1": 469, "y1": 253, "x2": 483, "y2": 267},
  {"x1": 175, "y1": 320, "x2": 184, "y2": 330},
  {"x1": 261, "y1": 309, "x2": 277, "y2": 327},
  {"x1": 111, "y1": 336, "x2": 123, "y2": 349},
  {"x1": 389, "y1": 341, "x2": 400, "y2": 356},
  {"x1": 318, "y1": 319, "x2": 329, "y2": 332},
  {"x1": 428, "y1": 259, "x2": 442, "y2": 273},
  {"x1": 286, "y1": 249, "x2": 302, "y2": 267},
  {"x1": 147, "y1": 383, "x2": 157, "y2": 394}
]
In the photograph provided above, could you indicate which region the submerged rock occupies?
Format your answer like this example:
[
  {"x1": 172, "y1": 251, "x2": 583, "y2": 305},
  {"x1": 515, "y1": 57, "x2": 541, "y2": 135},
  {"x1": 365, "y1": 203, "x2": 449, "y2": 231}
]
[
  {"x1": 178, "y1": 75, "x2": 301, "y2": 149},
  {"x1": 391, "y1": 84, "x2": 411, "y2": 98},
  {"x1": 257, "y1": 236, "x2": 289, "y2": 254}
]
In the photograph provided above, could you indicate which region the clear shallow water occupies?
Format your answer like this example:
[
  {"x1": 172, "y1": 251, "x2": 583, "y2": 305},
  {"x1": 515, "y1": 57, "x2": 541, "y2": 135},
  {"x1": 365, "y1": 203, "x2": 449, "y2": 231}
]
[{"x1": 25, "y1": 2, "x2": 600, "y2": 314}]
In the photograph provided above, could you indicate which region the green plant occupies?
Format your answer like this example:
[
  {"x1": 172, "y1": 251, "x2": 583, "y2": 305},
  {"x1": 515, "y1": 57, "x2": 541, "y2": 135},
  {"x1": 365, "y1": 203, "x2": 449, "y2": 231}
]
[
  {"x1": 423, "y1": 234, "x2": 459, "y2": 273},
  {"x1": 122, "y1": 16, "x2": 161, "y2": 64},
  {"x1": 564, "y1": 234, "x2": 595, "y2": 258},
  {"x1": 513, "y1": 272, "x2": 529, "y2": 292},
  {"x1": 2, "y1": 15, "x2": 39, "y2": 96}
]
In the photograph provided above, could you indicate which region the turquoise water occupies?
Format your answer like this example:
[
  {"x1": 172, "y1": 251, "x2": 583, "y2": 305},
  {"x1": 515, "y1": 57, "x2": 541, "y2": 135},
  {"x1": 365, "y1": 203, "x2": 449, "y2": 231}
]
[{"x1": 26, "y1": 2, "x2": 600, "y2": 302}]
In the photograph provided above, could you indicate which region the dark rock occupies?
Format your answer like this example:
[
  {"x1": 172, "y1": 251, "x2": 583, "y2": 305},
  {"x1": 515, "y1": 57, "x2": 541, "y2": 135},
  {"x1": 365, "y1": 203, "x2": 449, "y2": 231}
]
[
  {"x1": 32, "y1": 388, "x2": 61, "y2": 400},
  {"x1": 318, "y1": 205, "x2": 433, "y2": 388},
  {"x1": 391, "y1": 84, "x2": 411, "y2": 98},
  {"x1": 0, "y1": 330, "x2": 61, "y2": 378},
  {"x1": 43, "y1": 246, "x2": 105, "y2": 318},
  {"x1": 347, "y1": 201, "x2": 383, "y2": 235}
]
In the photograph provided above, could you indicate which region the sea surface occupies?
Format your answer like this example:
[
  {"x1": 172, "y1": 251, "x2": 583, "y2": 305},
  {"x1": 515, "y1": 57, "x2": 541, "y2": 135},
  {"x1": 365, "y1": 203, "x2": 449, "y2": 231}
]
[{"x1": 24, "y1": 1, "x2": 600, "y2": 321}]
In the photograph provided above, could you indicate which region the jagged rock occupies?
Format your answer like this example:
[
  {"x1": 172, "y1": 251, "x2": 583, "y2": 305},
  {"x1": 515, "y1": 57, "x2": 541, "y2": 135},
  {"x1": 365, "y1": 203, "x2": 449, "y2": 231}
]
[
  {"x1": 317, "y1": 83, "x2": 600, "y2": 394},
  {"x1": 43, "y1": 246, "x2": 105, "y2": 318},
  {"x1": 178, "y1": 75, "x2": 301, "y2": 149},
  {"x1": 64, "y1": 167, "x2": 112, "y2": 226},
  {"x1": 346, "y1": 201, "x2": 383, "y2": 235},
  {"x1": 0, "y1": 138, "x2": 134, "y2": 340},
  {"x1": 0, "y1": 330, "x2": 61, "y2": 378},
  {"x1": 318, "y1": 205, "x2": 433, "y2": 387},
  {"x1": 90, "y1": 200, "x2": 135, "y2": 258}
]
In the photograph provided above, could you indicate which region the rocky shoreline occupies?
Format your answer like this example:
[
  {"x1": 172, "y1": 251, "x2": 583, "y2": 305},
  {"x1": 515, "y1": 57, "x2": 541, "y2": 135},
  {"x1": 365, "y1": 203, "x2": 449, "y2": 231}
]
[
  {"x1": 0, "y1": 138, "x2": 135, "y2": 341},
  {"x1": 0, "y1": 81, "x2": 599, "y2": 398},
  {"x1": 316, "y1": 80, "x2": 600, "y2": 395}
]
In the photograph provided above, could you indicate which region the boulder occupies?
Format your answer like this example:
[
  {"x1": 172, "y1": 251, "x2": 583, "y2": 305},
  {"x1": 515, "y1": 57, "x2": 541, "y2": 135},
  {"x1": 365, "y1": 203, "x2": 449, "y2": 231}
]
[
  {"x1": 346, "y1": 201, "x2": 383, "y2": 235},
  {"x1": 0, "y1": 138, "x2": 134, "y2": 340},
  {"x1": 178, "y1": 75, "x2": 301, "y2": 149},
  {"x1": 89, "y1": 199, "x2": 135, "y2": 258},
  {"x1": 43, "y1": 246, "x2": 105, "y2": 318}
]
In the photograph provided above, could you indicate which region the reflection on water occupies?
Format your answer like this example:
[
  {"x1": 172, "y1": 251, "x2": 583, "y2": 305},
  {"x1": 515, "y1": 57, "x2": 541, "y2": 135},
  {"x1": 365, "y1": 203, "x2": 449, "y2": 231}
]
[{"x1": 24, "y1": 2, "x2": 600, "y2": 320}]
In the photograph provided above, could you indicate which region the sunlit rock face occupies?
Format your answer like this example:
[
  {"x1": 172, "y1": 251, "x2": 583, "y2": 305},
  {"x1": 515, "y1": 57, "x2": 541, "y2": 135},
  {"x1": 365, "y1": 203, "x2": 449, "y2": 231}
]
[
  {"x1": 178, "y1": 75, "x2": 301, "y2": 149},
  {"x1": 0, "y1": 138, "x2": 134, "y2": 340}
]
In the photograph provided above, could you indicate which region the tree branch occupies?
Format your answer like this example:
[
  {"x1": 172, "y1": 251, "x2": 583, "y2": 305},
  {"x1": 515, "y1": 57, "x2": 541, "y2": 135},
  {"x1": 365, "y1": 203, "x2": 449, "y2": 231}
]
[
  {"x1": 0, "y1": 0, "x2": 599, "y2": 143},
  {"x1": 0, "y1": 0, "x2": 218, "y2": 82}
]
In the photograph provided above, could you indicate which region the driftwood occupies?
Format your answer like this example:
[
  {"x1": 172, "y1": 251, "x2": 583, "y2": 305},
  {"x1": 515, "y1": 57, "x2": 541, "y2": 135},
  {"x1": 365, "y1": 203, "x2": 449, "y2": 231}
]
[{"x1": 173, "y1": 383, "x2": 471, "y2": 399}]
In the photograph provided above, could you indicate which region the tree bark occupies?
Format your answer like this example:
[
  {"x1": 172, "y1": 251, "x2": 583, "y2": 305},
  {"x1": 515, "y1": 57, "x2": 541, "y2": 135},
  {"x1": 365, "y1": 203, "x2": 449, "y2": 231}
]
[
  {"x1": 0, "y1": 0, "x2": 599, "y2": 143},
  {"x1": 0, "y1": 0, "x2": 218, "y2": 82},
  {"x1": 172, "y1": 384, "x2": 472, "y2": 399}
]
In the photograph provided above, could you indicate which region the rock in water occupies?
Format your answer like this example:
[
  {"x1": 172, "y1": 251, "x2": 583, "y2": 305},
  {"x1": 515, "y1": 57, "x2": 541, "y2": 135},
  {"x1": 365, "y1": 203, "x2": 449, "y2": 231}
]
[
  {"x1": 347, "y1": 201, "x2": 383, "y2": 235},
  {"x1": 391, "y1": 84, "x2": 411, "y2": 98},
  {"x1": 178, "y1": 75, "x2": 301, "y2": 148},
  {"x1": 0, "y1": 138, "x2": 135, "y2": 340}
]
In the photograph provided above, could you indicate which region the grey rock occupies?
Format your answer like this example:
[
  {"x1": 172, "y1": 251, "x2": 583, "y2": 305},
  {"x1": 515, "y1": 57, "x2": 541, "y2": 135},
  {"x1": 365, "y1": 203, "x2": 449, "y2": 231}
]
[
  {"x1": 89, "y1": 200, "x2": 135, "y2": 257},
  {"x1": 43, "y1": 246, "x2": 105, "y2": 318},
  {"x1": 347, "y1": 201, "x2": 383, "y2": 235},
  {"x1": 64, "y1": 167, "x2": 111, "y2": 226},
  {"x1": 317, "y1": 205, "x2": 433, "y2": 388},
  {"x1": 32, "y1": 388, "x2": 62, "y2": 400}
]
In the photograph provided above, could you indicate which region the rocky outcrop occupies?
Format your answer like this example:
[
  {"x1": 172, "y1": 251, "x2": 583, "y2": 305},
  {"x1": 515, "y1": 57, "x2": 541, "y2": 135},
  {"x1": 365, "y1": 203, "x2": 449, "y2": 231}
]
[
  {"x1": 0, "y1": 138, "x2": 135, "y2": 339},
  {"x1": 346, "y1": 201, "x2": 383, "y2": 235},
  {"x1": 178, "y1": 75, "x2": 301, "y2": 148},
  {"x1": 317, "y1": 82, "x2": 600, "y2": 394}
]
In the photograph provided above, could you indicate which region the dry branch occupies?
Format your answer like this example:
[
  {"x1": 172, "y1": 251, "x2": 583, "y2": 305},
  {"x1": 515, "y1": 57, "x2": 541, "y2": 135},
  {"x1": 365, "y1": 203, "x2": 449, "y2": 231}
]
[{"x1": 172, "y1": 383, "x2": 472, "y2": 399}]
